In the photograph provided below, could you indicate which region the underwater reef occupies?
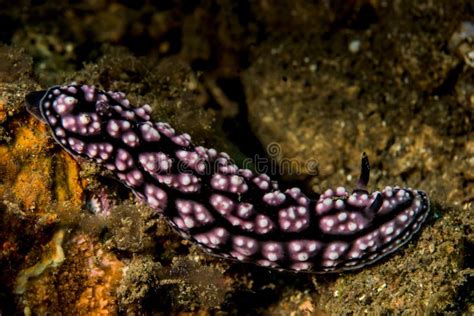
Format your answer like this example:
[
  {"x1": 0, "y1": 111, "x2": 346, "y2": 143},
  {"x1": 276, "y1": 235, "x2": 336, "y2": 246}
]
[{"x1": 0, "y1": 0, "x2": 472, "y2": 314}]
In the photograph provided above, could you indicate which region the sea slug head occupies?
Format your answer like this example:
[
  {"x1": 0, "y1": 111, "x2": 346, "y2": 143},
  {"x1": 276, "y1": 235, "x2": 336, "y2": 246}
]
[{"x1": 314, "y1": 153, "x2": 431, "y2": 272}]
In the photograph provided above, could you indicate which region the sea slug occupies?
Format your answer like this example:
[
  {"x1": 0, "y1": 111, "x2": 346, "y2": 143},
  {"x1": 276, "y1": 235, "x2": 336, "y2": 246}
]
[{"x1": 26, "y1": 84, "x2": 430, "y2": 273}]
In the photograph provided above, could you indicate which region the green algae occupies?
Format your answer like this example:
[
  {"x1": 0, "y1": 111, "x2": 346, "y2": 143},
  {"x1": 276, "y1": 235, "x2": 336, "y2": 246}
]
[{"x1": 14, "y1": 229, "x2": 65, "y2": 295}]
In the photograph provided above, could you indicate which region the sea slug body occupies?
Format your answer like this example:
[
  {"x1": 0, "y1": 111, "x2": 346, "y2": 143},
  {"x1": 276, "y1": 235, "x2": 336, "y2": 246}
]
[{"x1": 26, "y1": 84, "x2": 430, "y2": 273}]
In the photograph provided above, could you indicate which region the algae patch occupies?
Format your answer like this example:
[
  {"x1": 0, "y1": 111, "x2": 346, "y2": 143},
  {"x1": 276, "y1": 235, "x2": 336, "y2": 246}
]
[{"x1": 14, "y1": 229, "x2": 65, "y2": 294}]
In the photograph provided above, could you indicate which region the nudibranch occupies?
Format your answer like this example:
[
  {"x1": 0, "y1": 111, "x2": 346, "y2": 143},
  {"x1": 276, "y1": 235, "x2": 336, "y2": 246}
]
[{"x1": 25, "y1": 84, "x2": 430, "y2": 273}]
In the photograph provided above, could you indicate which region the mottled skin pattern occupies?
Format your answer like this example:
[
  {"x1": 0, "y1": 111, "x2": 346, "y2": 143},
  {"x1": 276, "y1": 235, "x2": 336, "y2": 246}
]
[{"x1": 26, "y1": 84, "x2": 430, "y2": 273}]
